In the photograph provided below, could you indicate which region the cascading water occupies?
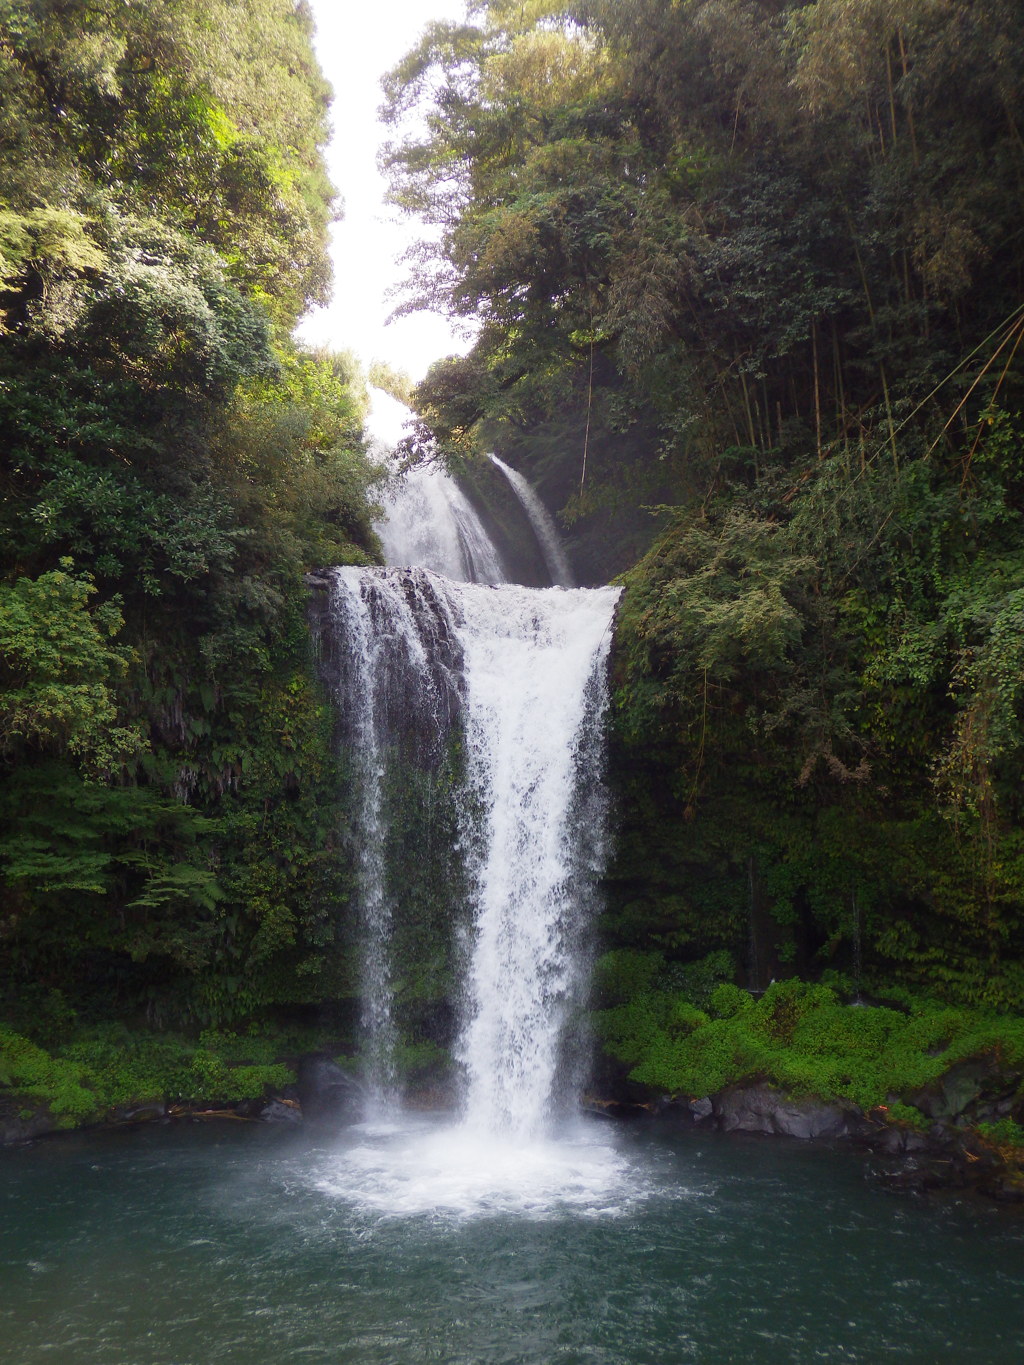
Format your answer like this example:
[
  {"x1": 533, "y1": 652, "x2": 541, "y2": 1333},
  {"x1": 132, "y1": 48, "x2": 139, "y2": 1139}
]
[
  {"x1": 376, "y1": 468, "x2": 507, "y2": 584},
  {"x1": 313, "y1": 394, "x2": 624, "y2": 1212},
  {"x1": 318, "y1": 566, "x2": 463, "y2": 1109},
  {"x1": 318, "y1": 565, "x2": 618, "y2": 1131},
  {"x1": 489, "y1": 452, "x2": 575, "y2": 588},
  {"x1": 368, "y1": 387, "x2": 506, "y2": 584},
  {"x1": 454, "y1": 583, "x2": 617, "y2": 1136}
]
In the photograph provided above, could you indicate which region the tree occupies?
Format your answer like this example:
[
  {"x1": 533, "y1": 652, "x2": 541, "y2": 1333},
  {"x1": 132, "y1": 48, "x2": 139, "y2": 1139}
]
[{"x1": 0, "y1": 563, "x2": 137, "y2": 771}]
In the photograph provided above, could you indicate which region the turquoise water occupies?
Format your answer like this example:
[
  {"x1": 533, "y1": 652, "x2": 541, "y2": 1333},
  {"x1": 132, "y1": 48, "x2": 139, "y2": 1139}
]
[{"x1": 1, "y1": 1116, "x2": 1022, "y2": 1363}]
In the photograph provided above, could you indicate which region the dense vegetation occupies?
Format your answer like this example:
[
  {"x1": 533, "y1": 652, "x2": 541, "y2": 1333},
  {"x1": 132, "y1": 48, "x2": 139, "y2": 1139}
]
[
  {"x1": 382, "y1": 0, "x2": 1024, "y2": 1046},
  {"x1": 0, "y1": 0, "x2": 382, "y2": 1066},
  {"x1": 5, "y1": 0, "x2": 1024, "y2": 1139}
]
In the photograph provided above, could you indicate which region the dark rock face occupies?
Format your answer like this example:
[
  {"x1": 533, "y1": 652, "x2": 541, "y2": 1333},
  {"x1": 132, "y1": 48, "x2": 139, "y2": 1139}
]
[
  {"x1": 711, "y1": 1082, "x2": 864, "y2": 1141},
  {"x1": 908, "y1": 1055, "x2": 1018, "y2": 1123},
  {"x1": 308, "y1": 567, "x2": 465, "y2": 771},
  {"x1": 0, "y1": 1098, "x2": 57, "y2": 1145},
  {"x1": 258, "y1": 1098, "x2": 303, "y2": 1124},
  {"x1": 295, "y1": 1053, "x2": 363, "y2": 1127}
]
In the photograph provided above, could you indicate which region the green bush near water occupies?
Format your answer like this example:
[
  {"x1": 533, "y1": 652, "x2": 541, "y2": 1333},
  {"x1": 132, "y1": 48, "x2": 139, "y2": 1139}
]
[
  {"x1": 594, "y1": 954, "x2": 1024, "y2": 1126},
  {"x1": 0, "y1": 1024, "x2": 305, "y2": 1123}
]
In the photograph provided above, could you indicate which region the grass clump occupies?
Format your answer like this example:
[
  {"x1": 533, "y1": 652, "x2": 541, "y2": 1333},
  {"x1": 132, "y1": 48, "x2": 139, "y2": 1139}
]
[{"x1": 0, "y1": 1027, "x2": 101, "y2": 1124}]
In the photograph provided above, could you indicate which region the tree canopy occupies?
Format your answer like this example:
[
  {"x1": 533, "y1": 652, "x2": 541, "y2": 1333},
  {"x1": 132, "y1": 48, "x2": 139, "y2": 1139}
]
[
  {"x1": 384, "y1": 0, "x2": 1024, "y2": 1010},
  {"x1": 0, "y1": 0, "x2": 382, "y2": 1032}
]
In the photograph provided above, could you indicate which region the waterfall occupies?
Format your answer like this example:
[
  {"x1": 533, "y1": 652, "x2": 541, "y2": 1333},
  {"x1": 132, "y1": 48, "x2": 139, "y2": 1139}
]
[
  {"x1": 489, "y1": 453, "x2": 575, "y2": 588},
  {"x1": 318, "y1": 566, "x2": 463, "y2": 1109},
  {"x1": 376, "y1": 467, "x2": 507, "y2": 585},
  {"x1": 368, "y1": 387, "x2": 507, "y2": 584},
  {"x1": 319, "y1": 566, "x2": 618, "y2": 1130},
  {"x1": 318, "y1": 388, "x2": 618, "y2": 1136},
  {"x1": 454, "y1": 583, "x2": 618, "y2": 1135}
]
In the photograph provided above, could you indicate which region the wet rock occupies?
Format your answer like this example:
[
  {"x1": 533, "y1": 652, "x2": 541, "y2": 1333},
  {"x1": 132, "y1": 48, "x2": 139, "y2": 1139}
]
[
  {"x1": 689, "y1": 1097, "x2": 714, "y2": 1121},
  {"x1": 295, "y1": 1053, "x2": 363, "y2": 1126},
  {"x1": 873, "y1": 1155, "x2": 964, "y2": 1196},
  {"x1": 108, "y1": 1100, "x2": 167, "y2": 1126},
  {"x1": 857, "y1": 1115, "x2": 934, "y2": 1156},
  {"x1": 868, "y1": 1125, "x2": 910, "y2": 1155},
  {"x1": 713, "y1": 1082, "x2": 859, "y2": 1140},
  {"x1": 0, "y1": 1098, "x2": 57, "y2": 1145},
  {"x1": 258, "y1": 1098, "x2": 303, "y2": 1124},
  {"x1": 909, "y1": 1059, "x2": 992, "y2": 1121},
  {"x1": 979, "y1": 1172, "x2": 1024, "y2": 1203}
]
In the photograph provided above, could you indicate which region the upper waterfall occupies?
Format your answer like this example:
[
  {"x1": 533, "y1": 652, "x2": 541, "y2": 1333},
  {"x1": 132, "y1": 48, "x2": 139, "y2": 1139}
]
[
  {"x1": 367, "y1": 387, "x2": 506, "y2": 584},
  {"x1": 489, "y1": 453, "x2": 575, "y2": 588}
]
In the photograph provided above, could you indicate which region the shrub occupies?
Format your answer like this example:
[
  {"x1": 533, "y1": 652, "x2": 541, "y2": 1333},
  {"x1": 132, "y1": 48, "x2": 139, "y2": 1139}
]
[{"x1": 593, "y1": 976, "x2": 1024, "y2": 1127}]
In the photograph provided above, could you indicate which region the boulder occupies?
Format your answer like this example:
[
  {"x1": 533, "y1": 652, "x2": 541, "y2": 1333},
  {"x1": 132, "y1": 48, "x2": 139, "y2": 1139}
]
[
  {"x1": 907, "y1": 1057, "x2": 1009, "y2": 1121},
  {"x1": 866, "y1": 1124, "x2": 931, "y2": 1156},
  {"x1": 108, "y1": 1100, "x2": 167, "y2": 1126},
  {"x1": 0, "y1": 1097, "x2": 58, "y2": 1145},
  {"x1": 295, "y1": 1053, "x2": 363, "y2": 1126},
  {"x1": 259, "y1": 1097, "x2": 303, "y2": 1124},
  {"x1": 712, "y1": 1082, "x2": 859, "y2": 1140}
]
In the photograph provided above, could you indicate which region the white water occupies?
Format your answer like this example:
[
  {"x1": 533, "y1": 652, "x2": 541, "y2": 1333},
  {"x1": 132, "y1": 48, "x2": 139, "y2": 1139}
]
[
  {"x1": 376, "y1": 468, "x2": 507, "y2": 584},
  {"x1": 314, "y1": 391, "x2": 620, "y2": 1213},
  {"x1": 322, "y1": 566, "x2": 462, "y2": 1108},
  {"x1": 367, "y1": 387, "x2": 507, "y2": 584},
  {"x1": 489, "y1": 452, "x2": 575, "y2": 588},
  {"x1": 326, "y1": 569, "x2": 396, "y2": 1106},
  {"x1": 454, "y1": 582, "x2": 618, "y2": 1136},
  {"x1": 321, "y1": 567, "x2": 618, "y2": 1132},
  {"x1": 313, "y1": 1115, "x2": 636, "y2": 1221}
]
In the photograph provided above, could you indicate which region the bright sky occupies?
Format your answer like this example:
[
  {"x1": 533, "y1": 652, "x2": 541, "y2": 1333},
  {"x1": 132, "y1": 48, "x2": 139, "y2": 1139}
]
[{"x1": 296, "y1": 0, "x2": 473, "y2": 383}]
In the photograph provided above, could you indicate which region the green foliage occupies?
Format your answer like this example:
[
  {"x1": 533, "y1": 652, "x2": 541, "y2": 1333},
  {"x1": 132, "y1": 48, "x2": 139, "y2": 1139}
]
[
  {"x1": 385, "y1": 1, "x2": 1024, "y2": 520},
  {"x1": 0, "y1": 2, "x2": 381, "y2": 1037},
  {"x1": 368, "y1": 360, "x2": 415, "y2": 408},
  {"x1": 0, "y1": 1027, "x2": 101, "y2": 1122},
  {"x1": 389, "y1": 1038, "x2": 450, "y2": 1083},
  {"x1": 595, "y1": 977, "x2": 1024, "y2": 1122},
  {"x1": 0, "y1": 1023, "x2": 302, "y2": 1120},
  {"x1": 593, "y1": 949, "x2": 665, "y2": 1003},
  {"x1": 0, "y1": 562, "x2": 138, "y2": 770},
  {"x1": 0, "y1": 0, "x2": 334, "y2": 328},
  {"x1": 977, "y1": 1118, "x2": 1024, "y2": 1148},
  {"x1": 606, "y1": 406, "x2": 1024, "y2": 1008}
]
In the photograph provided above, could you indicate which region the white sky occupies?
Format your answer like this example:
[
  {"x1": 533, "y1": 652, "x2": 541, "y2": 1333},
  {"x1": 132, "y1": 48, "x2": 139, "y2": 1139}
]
[{"x1": 296, "y1": 0, "x2": 473, "y2": 383}]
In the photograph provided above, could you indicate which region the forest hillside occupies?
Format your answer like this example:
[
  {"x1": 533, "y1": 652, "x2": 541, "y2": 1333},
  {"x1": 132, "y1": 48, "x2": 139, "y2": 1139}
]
[
  {"x1": 0, "y1": 0, "x2": 381, "y2": 1045},
  {"x1": 384, "y1": 0, "x2": 1024, "y2": 1019}
]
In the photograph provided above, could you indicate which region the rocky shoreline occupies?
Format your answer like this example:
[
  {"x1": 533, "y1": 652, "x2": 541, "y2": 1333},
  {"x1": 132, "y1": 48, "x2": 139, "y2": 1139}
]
[
  {"x1": 5, "y1": 1050, "x2": 1024, "y2": 1205},
  {"x1": 588, "y1": 1069, "x2": 1024, "y2": 1204}
]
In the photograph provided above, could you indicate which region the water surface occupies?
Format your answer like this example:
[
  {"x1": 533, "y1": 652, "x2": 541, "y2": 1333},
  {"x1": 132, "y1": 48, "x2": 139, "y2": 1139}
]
[{"x1": 2, "y1": 1116, "x2": 1022, "y2": 1363}]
